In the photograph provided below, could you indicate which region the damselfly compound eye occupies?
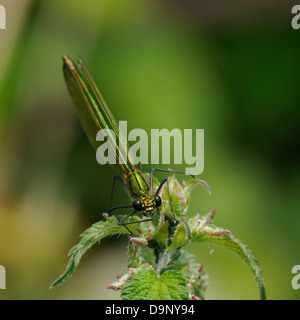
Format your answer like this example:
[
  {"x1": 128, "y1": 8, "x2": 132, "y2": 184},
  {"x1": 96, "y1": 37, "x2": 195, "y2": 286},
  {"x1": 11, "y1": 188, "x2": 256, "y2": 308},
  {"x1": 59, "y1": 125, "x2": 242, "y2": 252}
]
[
  {"x1": 133, "y1": 199, "x2": 143, "y2": 211},
  {"x1": 154, "y1": 195, "x2": 162, "y2": 208}
]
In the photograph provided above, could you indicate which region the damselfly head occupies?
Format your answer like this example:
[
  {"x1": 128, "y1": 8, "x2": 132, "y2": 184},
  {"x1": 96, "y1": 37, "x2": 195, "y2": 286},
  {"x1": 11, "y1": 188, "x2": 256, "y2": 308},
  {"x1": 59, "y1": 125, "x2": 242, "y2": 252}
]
[{"x1": 132, "y1": 195, "x2": 162, "y2": 217}]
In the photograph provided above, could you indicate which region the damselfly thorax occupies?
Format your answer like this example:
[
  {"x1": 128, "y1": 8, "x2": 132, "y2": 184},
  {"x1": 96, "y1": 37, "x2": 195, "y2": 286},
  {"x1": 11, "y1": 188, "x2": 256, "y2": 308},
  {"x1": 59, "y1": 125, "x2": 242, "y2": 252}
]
[{"x1": 125, "y1": 170, "x2": 162, "y2": 217}]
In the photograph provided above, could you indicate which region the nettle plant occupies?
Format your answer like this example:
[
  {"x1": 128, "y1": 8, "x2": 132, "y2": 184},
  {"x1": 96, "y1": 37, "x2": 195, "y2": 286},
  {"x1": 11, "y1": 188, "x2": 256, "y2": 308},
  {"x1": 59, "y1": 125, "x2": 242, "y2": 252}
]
[
  {"x1": 51, "y1": 56, "x2": 266, "y2": 299},
  {"x1": 51, "y1": 173, "x2": 266, "y2": 300}
]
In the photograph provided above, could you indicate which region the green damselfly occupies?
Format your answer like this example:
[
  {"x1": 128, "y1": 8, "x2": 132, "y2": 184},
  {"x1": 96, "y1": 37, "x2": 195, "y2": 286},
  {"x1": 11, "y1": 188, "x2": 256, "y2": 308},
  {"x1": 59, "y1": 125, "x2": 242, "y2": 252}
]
[{"x1": 62, "y1": 56, "x2": 195, "y2": 234}]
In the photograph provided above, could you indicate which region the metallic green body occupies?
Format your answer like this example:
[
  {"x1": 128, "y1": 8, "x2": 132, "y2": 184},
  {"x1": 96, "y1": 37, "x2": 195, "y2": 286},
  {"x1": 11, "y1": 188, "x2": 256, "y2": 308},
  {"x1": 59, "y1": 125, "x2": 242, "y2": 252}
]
[
  {"x1": 126, "y1": 171, "x2": 149, "y2": 196},
  {"x1": 63, "y1": 56, "x2": 156, "y2": 215}
]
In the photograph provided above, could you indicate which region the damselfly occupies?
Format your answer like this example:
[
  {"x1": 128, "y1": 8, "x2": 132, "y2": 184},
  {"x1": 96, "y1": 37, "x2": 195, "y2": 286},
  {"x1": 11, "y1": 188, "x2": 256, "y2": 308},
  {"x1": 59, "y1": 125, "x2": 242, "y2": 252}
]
[{"x1": 62, "y1": 56, "x2": 195, "y2": 235}]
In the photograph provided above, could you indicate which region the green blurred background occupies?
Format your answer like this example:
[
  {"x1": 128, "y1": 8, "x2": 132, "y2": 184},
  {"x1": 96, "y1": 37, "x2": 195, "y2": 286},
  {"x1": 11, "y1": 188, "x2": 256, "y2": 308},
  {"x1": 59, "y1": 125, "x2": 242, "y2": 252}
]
[{"x1": 0, "y1": 0, "x2": 299, "y2": 300}]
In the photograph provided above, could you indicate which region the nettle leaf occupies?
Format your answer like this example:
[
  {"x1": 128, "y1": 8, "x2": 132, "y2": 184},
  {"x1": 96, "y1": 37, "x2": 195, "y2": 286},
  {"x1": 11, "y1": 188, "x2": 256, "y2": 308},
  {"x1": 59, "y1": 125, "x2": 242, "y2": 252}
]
[
  {"x1": 50, "y1": 216, "x2": 136, "y2": 288},
  {"x1": 183, "y1": 179, "x2": 211, "y2": 205},
  {"x1": 156, "y1": 220, "x2": 169, "y2": 247},
  {"x1": 168, "y1": 223, "x2": 187, "y2": 252},
  {"x1": 51, "y1": 172, "x2": 266, "y2": 300},
  {"x1": 188, "y1": 216, "x2": 266, "y2": 300},
  {"x1": 121, "y1": 268, "x2": 189, "y2": 300},
  {"x1": 157, "y1": 173, "x2": 187, "y2": 218}
]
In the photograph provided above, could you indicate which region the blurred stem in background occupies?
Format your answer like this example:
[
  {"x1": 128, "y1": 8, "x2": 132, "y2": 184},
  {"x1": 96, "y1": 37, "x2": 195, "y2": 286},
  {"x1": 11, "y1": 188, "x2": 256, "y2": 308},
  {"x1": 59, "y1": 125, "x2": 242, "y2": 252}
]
[{"x1": 0, "y1": 0, "x2": 41, "y2": 132}]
